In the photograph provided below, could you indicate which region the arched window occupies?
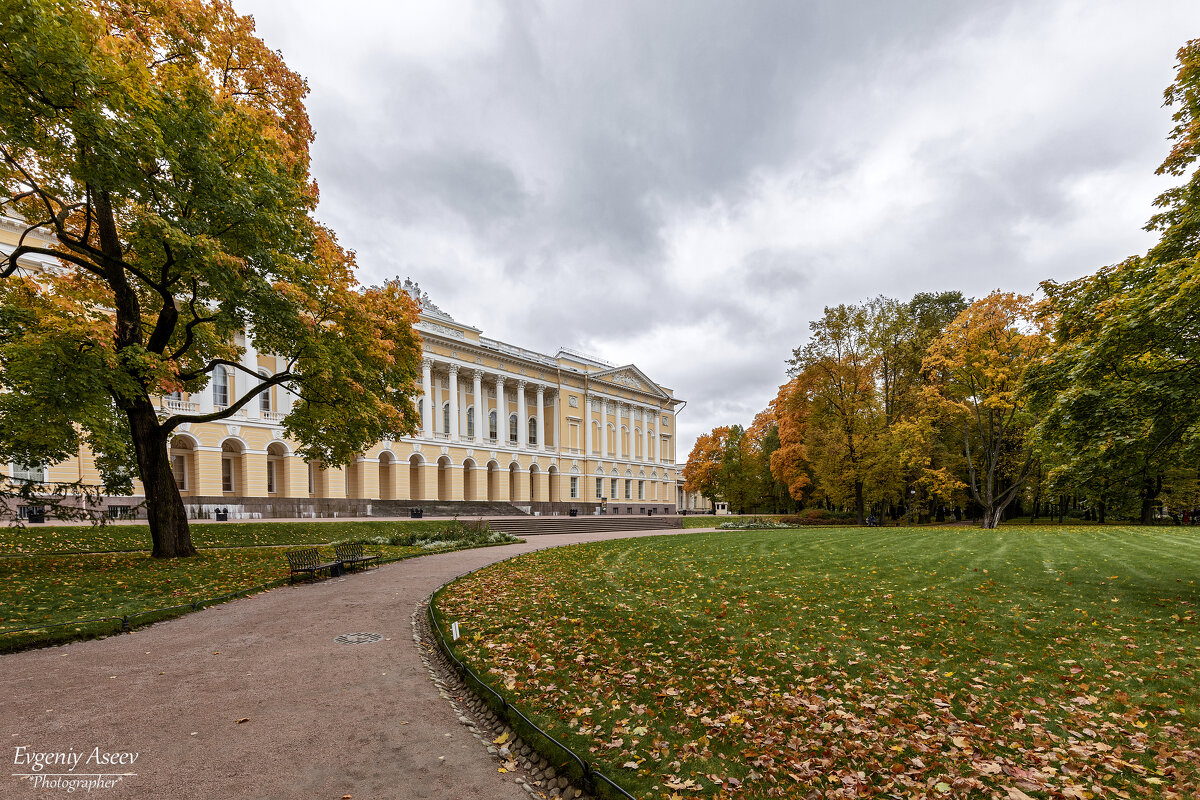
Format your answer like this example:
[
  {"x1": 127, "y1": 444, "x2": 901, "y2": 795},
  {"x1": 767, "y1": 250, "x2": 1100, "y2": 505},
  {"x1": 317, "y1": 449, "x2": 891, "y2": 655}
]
[
  {"x1": 443, "y1": 403, "x2": 451, "y2": 435},
  {"x1": 489, "y1": 410, "x2": 497, "y2": 439},
  {"x1": 213, "y1": 367, "x2": 229, "y2": 407},
  {"x1": 467, "y1": 407, "x2": 475, "y2": 438},
  {"x1": 509, "y1": 413, "x2": 518, "y2": 444},
  {"x1": 528, "y1": 417, "x2": 537, "y2": 445},
  {"x1": 258, "y1": 368, "x2": 271, "y2": 413}
]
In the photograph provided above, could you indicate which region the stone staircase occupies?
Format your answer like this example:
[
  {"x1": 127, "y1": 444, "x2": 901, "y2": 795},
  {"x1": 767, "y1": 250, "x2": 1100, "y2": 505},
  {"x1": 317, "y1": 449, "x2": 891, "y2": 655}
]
[
  {"x1": 367, "y1": 500, "x2": 527, "y2": 517},
  {"x1": 485, "y1": 514, "x2": 683, "y2": 537}
]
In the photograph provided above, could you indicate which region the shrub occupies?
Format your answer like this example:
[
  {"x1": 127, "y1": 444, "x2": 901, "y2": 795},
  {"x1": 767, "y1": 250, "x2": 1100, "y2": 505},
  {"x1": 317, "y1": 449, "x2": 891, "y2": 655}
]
[{"x1": 347, "y1": 518, "x2": 520, "y2": 548}]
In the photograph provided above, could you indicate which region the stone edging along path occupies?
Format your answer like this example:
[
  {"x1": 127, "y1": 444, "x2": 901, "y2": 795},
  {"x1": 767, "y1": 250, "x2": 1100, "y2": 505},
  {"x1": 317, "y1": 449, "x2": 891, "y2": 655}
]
[{"x1": 2, "y1": 527, "x2": 703, "y2": 800}]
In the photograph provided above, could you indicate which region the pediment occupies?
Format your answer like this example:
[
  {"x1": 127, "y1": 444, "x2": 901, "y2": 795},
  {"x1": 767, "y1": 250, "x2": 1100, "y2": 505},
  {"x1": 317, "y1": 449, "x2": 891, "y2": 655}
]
[{"x1": 591, "y1": 364, "x2": 667, "y2": 399}]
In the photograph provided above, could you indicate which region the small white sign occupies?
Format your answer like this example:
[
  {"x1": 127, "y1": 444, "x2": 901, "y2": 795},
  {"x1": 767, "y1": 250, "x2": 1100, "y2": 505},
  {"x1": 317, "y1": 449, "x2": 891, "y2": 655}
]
[{"x1": 450, "y1": 621, "x2": 461, "y2": 641}]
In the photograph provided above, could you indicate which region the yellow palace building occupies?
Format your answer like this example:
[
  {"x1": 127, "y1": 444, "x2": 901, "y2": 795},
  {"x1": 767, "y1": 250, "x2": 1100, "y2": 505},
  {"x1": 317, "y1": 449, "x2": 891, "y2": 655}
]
[{"x1": 2, "y1": 219, "x2": 683, "y2": 518}]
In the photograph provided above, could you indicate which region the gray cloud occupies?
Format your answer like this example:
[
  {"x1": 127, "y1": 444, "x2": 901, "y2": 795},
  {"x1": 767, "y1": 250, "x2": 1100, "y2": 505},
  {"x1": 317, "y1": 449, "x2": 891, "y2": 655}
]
[{"x1": 238, "y1": 0, "x2": 1200, "y2": 456}]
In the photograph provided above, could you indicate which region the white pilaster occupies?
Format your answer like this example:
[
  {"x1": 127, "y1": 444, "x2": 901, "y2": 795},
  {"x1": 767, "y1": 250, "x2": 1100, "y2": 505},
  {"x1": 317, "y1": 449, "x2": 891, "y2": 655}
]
[
  {"x1": 473, "y1": 371, "x2": 485, "y2": 443},
  {"x1": 240, "y1": 329, "x2": 260, "y2": 419},
  {"x1": 459, "y1": 377, "x2": 468, "y2": 441},
  {"x1": 517, "y1": 381, "x2": 528, "y2": 449},
  {"x1": 535, "y1": 385, "x2": 545, "y2": 451},
  {"x1": 637, "y1": 407, "x2": 646, "y2": 461},
  {"x1": 433, "y1": 372, "x2": 442, "y2": 436},
  {"x1": 495, "y1": 376, "x2": 505, "y2": 443},
  {"x1": 618, "y1": 403, "x2": 627, "y2": 460},
  {"x1": 585, "y1": 394, "x2": 594, "y2": 456},
  {"x1": 421, "y1": 359, "x2": 433, "y2": 439},
  {"x1": 448, "y1": 365, "x2": 460, "y2": 442}
]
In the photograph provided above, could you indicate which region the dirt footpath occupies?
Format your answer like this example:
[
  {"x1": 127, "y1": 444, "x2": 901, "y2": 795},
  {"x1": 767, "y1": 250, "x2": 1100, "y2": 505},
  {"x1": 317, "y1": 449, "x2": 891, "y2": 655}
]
[{"x1": 3, "y1": 528, "x2": 700, "y2": 800}]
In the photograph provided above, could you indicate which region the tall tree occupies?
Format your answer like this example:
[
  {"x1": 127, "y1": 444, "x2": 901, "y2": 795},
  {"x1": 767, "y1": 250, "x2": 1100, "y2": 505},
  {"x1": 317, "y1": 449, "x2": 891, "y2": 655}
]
[
  {"x1": 1030, "y1": 40, "x2": 1200, "y2": 524},
  {"x1": 921, "y1": 292, "x2": 1051, "y2": 529},
  {"x1": 768, "y1": 376, "x2": 813, "y2": 505},
  {"x1": 683, "y1": 426, "x2": 730, "y2": 505},
  {"x1": 787, "y1": 304, "x2": 880, "y2": 524},
  {"x1": 0, "y1": 0, "x2": 423, "y2": 556}
]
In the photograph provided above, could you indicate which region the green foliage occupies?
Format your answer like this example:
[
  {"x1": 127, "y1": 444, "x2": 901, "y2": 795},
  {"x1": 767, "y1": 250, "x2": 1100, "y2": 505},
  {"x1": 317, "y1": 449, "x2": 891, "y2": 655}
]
[
  {"x1": 438, "y1": 527, "x2": 1200, "y2": 799},
  {"x1": 0, "y1": 0, "x2": 424, "y2": 556}
]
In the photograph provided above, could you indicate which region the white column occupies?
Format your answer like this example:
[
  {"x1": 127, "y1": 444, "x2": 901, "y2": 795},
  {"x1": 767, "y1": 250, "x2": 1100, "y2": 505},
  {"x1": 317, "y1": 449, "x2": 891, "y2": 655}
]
[
  {"x1": 433, "y1": 372, "x2": 442, "y2": 436},
  {"x1": 649, "y1": 425, "x2": 656, "y2": 462},
  {"x1": 448, "y1": 365, "x2": 460, "y2": 442},
  {"x1": 281, "y1": 380, "x2": 297, "y2": 416},
  {"x1": 494, "y1": 376, "x2": 505, "y2": 444},
  {"x1": 241, "y1": 329, "x2": 260, "y2": 419},
  {"x1": 618, "y1": 403, "x2": 628, "y2": 460},
  {"x1": 535, "y1": 385, "x2": 545, "y2": 451},
  {"x1": 473, "y1": 371, "x2": 485, "y2": 444},
  {"x1": 516, "y1": 381, "x2": 528, "y2": 449},
  {"x1": 421, "y1": 359, "x2": 433, "y2": 439},
  {"x1": 584, "y1": 394, "x2": 594, "y2": 456},
  {"x1": 604, "y1": 400, "x2": 614, "y2": 455},
  {"x1": 459, "y1": 378, "x2": 468, "y2": 441}
]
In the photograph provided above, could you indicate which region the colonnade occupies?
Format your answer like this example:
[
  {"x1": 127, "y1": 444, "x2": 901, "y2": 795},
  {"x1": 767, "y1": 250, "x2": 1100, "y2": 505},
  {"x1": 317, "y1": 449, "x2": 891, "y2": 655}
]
[
  {"x1": 581, "y1": 394, "x2": 671, "y2": 464},
  {"x1": 419, "y1": 359, "x2": 556, "y2": 450}
]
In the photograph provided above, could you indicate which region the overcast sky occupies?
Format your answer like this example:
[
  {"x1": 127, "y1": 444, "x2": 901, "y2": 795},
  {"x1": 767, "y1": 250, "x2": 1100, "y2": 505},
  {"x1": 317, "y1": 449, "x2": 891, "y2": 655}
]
[{"x1": 237, "y1": 0, "x2": 1199, "y2": 460}]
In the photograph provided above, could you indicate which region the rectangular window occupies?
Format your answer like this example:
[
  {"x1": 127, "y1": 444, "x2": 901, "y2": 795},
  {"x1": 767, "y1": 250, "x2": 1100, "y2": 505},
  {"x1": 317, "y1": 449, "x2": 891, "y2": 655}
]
[
  {"x1": 596, "y1": 477, "x2": 603, "y2": 498},
  {"x1": 11, "y1": 463, "x2": 46, "y2": 482},
  {"x1": 570, "y1": 476, "x2": 579, "y2": 499},
  {"x1": 171, "y1": 455, "x2": 187, "y2": 490},
  {"x1": 611, "y1": 478, "x2": 618, "y2": 498},
  {"x1": 221, "y1": 458, "x2": 234, "y2": 492},
  {"x1": 213, "y1": 368, "x2": 229, "y2": 407},
  {"x1": 266, "y1": 461, "x2": 277, "y2": 494},
  {"x1": 308, "y1": 463, "x2": 316, "y2": 495},
  {"x1": 260, "y1": 383, "x2": 271, "y2": 413},
  {"x1": 638, "y1": 480, "x2": 644, "y2": 500},
  {"x1": 624, "y1": 479, "x2": 632, "y2": 499},
  {"x1": 569, "y1": 422, "x2": 580, "y2": 450}
]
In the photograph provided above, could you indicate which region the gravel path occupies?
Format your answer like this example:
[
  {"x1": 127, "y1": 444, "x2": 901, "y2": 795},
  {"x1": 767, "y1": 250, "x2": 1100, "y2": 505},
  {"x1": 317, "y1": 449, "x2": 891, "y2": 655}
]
[{"x1": 3, "y1": 528, "x2": 703, "y2": 799}]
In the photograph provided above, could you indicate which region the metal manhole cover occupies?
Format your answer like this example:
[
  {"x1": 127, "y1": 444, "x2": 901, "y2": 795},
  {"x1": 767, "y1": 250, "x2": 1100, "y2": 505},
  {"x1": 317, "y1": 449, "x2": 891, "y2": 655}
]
[{"x1": 334, "y1": 632, "x2": 383, "y2": 645}]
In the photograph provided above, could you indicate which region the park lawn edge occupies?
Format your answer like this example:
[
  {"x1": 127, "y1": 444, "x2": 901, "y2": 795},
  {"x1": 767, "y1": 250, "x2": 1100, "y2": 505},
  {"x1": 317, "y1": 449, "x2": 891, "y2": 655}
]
[{"x1": 1, "y1": 538, "x2": 523, "y2": 654}]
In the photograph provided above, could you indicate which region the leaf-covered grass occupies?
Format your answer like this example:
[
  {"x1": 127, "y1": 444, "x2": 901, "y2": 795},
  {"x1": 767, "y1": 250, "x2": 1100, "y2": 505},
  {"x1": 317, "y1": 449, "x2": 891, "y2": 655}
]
[
  {"x1": 0, "y1": 518, "x2": 498, "y2": 555},
  {"x1": 435, "y1": 527, "x2": 1200, "y2": 799},
  {"x1": 1, "y1": 519, "x2": 520, "y2": 652}
]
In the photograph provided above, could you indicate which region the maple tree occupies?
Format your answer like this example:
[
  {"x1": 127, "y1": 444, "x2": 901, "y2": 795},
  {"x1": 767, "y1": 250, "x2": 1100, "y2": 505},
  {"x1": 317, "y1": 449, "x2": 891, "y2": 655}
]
[
  {"x1": 921, "y1": 293, "x2": 1051, "y2": 529},
  {"x1": 0, "y1": 0, "x2": 422, "y2": 557}
]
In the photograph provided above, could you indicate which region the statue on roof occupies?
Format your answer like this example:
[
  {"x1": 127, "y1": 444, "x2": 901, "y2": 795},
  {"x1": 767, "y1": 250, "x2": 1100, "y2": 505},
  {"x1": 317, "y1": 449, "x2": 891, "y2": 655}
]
[{"x1": 398, "y1": 277, "x2": 454, "y2": 321}]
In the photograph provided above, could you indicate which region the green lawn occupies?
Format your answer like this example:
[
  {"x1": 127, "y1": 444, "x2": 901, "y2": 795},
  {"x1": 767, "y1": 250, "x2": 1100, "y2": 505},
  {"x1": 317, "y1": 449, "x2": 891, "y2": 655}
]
[
  {"x1": 434, "y1": 527, "x2": 1200, "y2": 799},
  {"x1": 0, "y1": 518, "x2": 490, "y2": 554},
  {"x1": 1, "y1": 519, "x2": 519, "y2": 652}
]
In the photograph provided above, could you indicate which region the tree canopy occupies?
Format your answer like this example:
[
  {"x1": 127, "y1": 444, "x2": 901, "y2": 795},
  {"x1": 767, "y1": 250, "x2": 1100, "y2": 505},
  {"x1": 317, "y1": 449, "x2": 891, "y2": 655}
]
[{"x1": 0, "y1": 0, "x2": 423, "y2": 556}]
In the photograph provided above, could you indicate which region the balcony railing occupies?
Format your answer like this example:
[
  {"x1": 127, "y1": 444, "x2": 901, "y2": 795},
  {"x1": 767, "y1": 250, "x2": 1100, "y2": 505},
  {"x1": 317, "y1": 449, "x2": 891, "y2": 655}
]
[
  {"x1": 160, "y1": 398, "x2": 198, "y2": 413},
  {"x1": 262, "y1": 410, "x2": 286, "y2": 423}
]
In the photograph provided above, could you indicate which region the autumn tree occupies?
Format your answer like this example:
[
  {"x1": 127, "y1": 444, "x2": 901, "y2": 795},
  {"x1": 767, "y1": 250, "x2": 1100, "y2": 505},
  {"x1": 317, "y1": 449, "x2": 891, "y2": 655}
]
[
  {"x1": 787, "y1": 304, "x2": 881, "y2": 524},
  {"x1": 768, "y1": 376, "x2": 813, "y2": 506},
  {"x1": 683, "y1": 426, "x2": 730, "y2": 505},
  {"x1": 0, "y1": 0, "x2": 423, "y2": 557},
  {"x1": 921, "y1": 293, "x2": 1051, "y2": 529}
]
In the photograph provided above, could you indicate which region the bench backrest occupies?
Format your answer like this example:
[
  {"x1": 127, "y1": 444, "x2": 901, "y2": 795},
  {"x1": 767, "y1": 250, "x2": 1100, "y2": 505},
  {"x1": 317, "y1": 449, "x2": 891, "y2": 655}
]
[
  {"x1": 334, "y1": 542, "x2": 362, "y2": 561},
  {"x1": 286, "y1": 547, "x2": 322, "y2": 569}
]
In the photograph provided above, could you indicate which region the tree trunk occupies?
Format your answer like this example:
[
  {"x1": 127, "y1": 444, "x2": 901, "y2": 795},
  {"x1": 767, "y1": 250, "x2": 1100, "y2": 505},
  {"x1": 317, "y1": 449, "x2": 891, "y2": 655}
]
[
  {"x1": 1140, "y1": 475, "x2": 1160, "y2": 525},
  {"x1": 980, "y1": 506, "x2": 1003, "y2": 529},
  {"x1": 128, "y1": 401, "x2": 196, "y2": 558},
  {"x1": 854, "y1": 480, "x2": 865, "y2": 526}
]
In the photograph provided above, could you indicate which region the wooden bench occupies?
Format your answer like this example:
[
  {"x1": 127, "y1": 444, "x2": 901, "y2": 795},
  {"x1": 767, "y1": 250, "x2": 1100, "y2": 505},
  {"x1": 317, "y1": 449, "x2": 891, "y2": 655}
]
[
  {"x1": 285, "y1": 547, "x2": 343, "y2": 583},
  {"x1": 333, "y1": 542, "x2": 379, "y2": 572}
]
